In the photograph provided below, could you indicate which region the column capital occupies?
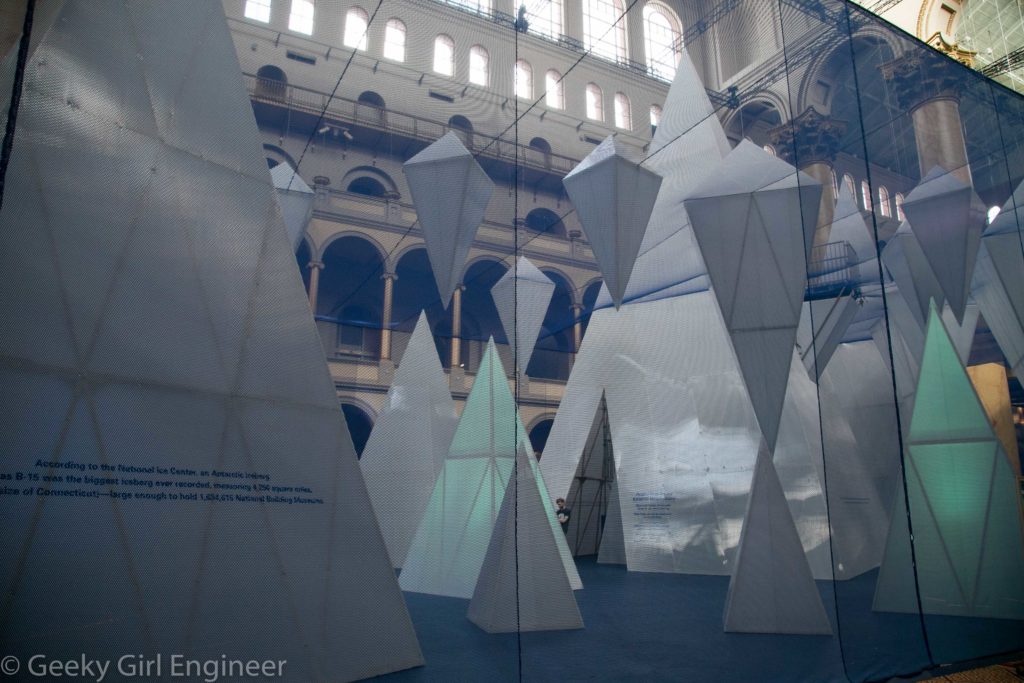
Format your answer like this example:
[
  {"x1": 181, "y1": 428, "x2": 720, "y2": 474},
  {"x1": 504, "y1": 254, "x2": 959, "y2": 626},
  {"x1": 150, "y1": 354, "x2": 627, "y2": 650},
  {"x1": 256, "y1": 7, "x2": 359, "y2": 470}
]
[
  {"x1": 879, "y1": 51, "x2": 964, "y2": 113},
  {"x1": 768, "y1": 107, "x2": 846, "y2": 168},
  {"x1": 381, "y1": 271, "x2": 398, "y2": 282},
  {"x1": 307, "y1": 260, "x2": 325, "y2": 270}
]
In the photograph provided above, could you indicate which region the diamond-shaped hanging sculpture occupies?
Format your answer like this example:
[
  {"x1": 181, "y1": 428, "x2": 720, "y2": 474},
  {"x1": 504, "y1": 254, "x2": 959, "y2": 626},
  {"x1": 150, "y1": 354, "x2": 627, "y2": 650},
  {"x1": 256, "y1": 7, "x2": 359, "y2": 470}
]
[
  {"x1": 562, "y1": 136, "x2": 662, "y2": 309},
  {"x1": 270, "y1": 163, "x2": 314, "y2": 250},
  {"x1": 491, "y1": 256, "x2": 555, "y2": 373},
  {"x1": 403, "y1": 132, "x2": 494, "y2": 306},
  {"x1": 828, "y1": 183, "x2": 879, "y2": 285},
  {"x1": 902, "y1": 166, "x2": 986, "y2": 324},
  {"x1": 683, "y1": 140, "x2": 822, "y2": 451}
]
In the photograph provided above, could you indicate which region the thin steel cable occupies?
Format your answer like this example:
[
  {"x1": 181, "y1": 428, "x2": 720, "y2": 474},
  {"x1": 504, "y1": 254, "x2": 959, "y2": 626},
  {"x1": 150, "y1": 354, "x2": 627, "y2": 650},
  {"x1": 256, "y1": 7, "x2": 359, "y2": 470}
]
[{"x1": 0, "y1": 0, "x2": 35, "y2": 215}]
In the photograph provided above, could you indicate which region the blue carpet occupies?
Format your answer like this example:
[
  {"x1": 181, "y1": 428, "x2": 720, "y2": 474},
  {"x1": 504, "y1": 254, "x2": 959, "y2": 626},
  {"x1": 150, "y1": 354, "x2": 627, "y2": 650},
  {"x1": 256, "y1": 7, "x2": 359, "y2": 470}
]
[{"x1": 375, "y1": 558, "x2": 1024, "y2": 682}]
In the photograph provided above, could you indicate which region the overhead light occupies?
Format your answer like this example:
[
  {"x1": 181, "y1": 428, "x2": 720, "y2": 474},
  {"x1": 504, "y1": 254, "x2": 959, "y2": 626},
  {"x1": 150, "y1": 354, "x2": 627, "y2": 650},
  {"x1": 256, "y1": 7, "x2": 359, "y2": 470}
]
[
  {"x1": 341, "y1": 129, "x2": 354, "y2": 141},
  {"x1": 318, "y1": 124, "x2": 330, "y2": 134}
]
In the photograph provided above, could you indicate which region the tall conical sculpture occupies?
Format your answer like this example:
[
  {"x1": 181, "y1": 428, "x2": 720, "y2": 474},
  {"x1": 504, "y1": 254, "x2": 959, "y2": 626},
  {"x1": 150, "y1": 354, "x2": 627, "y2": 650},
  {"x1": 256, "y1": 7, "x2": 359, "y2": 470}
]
[
  {"x1": 562, "y1": 136, "x2": 663, "y2": 309},
  {"x1": 400, "y1": 339, "x2": 581, "y2": 597},
  {"x1": 684, "y1": 140, "x2": 822, "y2": 450},
  {"x1": 0, "y1": 1, "x2": 423, "y2": 679},
  {"x1": 873, "y1": 303, "x2": 1024, "y2": 619},
  {"x1": 403, "y1": 132, "x2": 494, "y2": 306},
  {"x1": 360, "y1": 312, "x2": 458, "y2": 568},
  {"x1": 491, "y1": 256, "x2": 555, "y2": 373},
  {"x1": 724, "y1": 445, "x2": 832, "y2": 635},
  {"x1": 902, "y1": 166, "x2": 986, "y2": 324},
  {"x1": 467, "y1": 444, "x2": 584, "y2": 633}
]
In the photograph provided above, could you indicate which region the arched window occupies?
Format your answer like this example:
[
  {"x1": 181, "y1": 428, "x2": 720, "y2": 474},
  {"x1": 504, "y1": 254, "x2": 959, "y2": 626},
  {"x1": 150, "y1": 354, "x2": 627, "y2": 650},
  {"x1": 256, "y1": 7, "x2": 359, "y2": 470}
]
[
  {"x1": 614, "y1": 92, "x2": 631, "y2": 129},
  {"x1": 988, "y1": 205, "x2": 1001, "y2": 224},
  {"x1": 288, "y1": 0, "x2": 314, "y2": 34},
  {"x1": 383, "y1": 18, "x2": 406, "y2": 62},
  {"x1": 545, "y1": 69, "x2": 564, "y2": 109},
  {"x1": 585, "y1": 83, "x2": 604, "y2": 121},
  {"x1": 878, "y1": 186, "x2": 891, "y2": 217},
  {"x1": 434, "y1": 35, "x2": 455, "y2": 76},
  {"x1": 583, "y1": 0, "x2": 627, "y2": 63},
  {"x1": 343, "y1": 7, "x2": 368, "y2": 50},
  {"x1": 255, "y1": 65, "x2": 288, "y2": 100},
  {"x1": 843, "y1": 174, "x2": 855, "y2": 199},
  {"x1": 649, "y1": 104, "x2": 662, "y2": 133},
  {"x1": 525, "y1": 0, "x2": 563, "y2": 39},
  {"x1": 895, "y1": 193, "x2": 905, "y2": 221},
  {"x1": 514, "y1": 60, "x2": 532, "y2": 99},
  {"x1": 763, "y1": 144, "x2": 776, "y2": 156},
  {"x1": 245, "y1": 0, "x2": 272, "y2": 23},
  {"x1": 469, "y1": 45, "x2": 489, "y2": 86},
  {"x1": 861, "y1": 180, "x2": 872, "y2": 211},
  {"x1": 831, "y1": 170, "x2": 838, "y2": 196},
  {"x1": 643, "y1": 3, "x2": 681, "y2": 81}
]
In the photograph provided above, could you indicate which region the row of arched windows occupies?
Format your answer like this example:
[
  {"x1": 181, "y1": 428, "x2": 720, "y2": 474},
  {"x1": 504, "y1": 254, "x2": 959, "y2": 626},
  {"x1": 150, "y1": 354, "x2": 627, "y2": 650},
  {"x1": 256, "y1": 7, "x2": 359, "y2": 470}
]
[
  {"x1": 244, "y1": 0, "x2": 684, "y2": 81},
  {"x1": 833, "y1": 172, "x2": 904, "y2": 220}
]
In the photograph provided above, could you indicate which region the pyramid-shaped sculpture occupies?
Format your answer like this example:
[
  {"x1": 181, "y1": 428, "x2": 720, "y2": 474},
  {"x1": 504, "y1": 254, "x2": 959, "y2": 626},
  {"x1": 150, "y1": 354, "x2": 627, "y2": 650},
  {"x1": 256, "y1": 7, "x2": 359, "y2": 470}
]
[
  {"x1": 941, "y1": 300, "x2": 979, "y2": 365},
  {"x1": 723, "y1": 446, "x2": 833, "y2": 635},
  {"x1": 902, "y1": 166, "x2": 986, "y2": 324},
  {"x1": 873, "y1": 303, "x2": 1024, "y2": 619},
  {"x1": 400, "y1": 339, "x2": 581, "y2": 596},
  {"x1": 596, "y1": 480, "x2": 627, "y2": 565},
  {"x1": 563, "y1": 391, "x2": 617, "y2": 556},
  {"x1": 360, "y1": 312, "x2": 458, "y2": 568},
  {"x1": 491, "y1": 257, "x2": 555, "y2": 373},
  {"x1": 403, "y1": 132, "x2": 494, "y2": 306},
  {"x1": 467, "y1": 444, "x2": 585, "y2": 633},
  {"x1": 0, "y1": 2, "x2": 422, "y2": 679},
  {"x1": 270, "y1": 163, "x2": 314, "y2": 250},
  {"x1": 881, "y1": 220, "x2": 945, "y2": 331},
  {"x1": 562, "y1": 135, "x2": 663, "y2": 309},
  {"x1": 684, "y1": 140, "x2": 822, "y2": 450},
  {"x1": 974, "y1": 184, "x2": 1024, "y2": 378}
]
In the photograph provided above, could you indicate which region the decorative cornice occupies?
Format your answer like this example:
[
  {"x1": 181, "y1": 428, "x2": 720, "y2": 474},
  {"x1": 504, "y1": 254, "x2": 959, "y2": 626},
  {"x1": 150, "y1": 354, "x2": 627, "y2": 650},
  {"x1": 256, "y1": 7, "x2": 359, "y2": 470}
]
[{"x1": 925, "y1": 31, "x2": 975, "y2": 68}]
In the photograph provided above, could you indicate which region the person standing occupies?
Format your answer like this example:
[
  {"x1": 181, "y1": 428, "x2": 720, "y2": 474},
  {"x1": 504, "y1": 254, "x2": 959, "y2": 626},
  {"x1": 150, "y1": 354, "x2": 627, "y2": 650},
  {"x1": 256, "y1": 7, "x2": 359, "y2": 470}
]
[{"x1": 556, "y1": 498, "x2": 571, "y2": 533}]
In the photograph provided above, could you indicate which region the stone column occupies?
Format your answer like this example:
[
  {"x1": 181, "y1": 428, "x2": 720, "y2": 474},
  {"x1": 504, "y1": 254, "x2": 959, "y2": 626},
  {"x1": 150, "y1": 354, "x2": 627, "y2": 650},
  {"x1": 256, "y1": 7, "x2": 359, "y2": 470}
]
[
  {"x1": 307, "y1": 260, "x2": 324, "y2": 313},
  {"x1": 769, "y1": 107, "x2": 846, "y2": 249},
  {"x1": 380, "y1": 271, "x2": 397, "y2": 361},
  {"x1": 880, "y1": 52, "x2": 972, "y2": 185},
  {"x1": 450, "y1": 284, "x2": 464, "y2": 369},
  {"x1": 571, "y1": 303, "x2": 584, "y2": 352}
]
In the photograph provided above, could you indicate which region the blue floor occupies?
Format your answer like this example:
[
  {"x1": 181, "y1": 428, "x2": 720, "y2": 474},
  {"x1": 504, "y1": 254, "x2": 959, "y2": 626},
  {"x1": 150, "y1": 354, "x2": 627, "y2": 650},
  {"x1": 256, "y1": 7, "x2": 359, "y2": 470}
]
[{"x1": 376, "y1": 557, "x2": 1024, "y2": 682}]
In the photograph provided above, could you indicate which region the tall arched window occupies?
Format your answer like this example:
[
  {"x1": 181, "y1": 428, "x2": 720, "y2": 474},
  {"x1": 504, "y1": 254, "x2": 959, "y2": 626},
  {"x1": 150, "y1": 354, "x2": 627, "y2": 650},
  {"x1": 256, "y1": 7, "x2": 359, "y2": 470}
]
[
  {"x1": 586, "y1": 83, "x2": 604, "y2": 121},
  {"x1": 861, "y1": 180, "x2": 872, "y2": 211},
  {"x1": 343, "y1": 7, "x2": 368, "y2": 50},
  {"x1": 763, "y1": 144, "x2": 776, "y2": 156},
  {"x1": 514, "y1": 60, "x2": 532, "y2": 99},
  {"x1": 831, "y1": 170, "x2": 838, "y2": 196},
  {"x1": 434, "y1": 35, "x2": 455, "y2": 76},
  {"x1": 614, "y1": 92, "x2": 631, "y2": 129},
  {"x1": 895, "y1": 193, "x2": 905, "y2": 221},
  {"x1": 524, "y1": 0, "x2": 563, "y2": 39},
  {"x1": 843, "y1": 174, "x2": 855, "y2": 199},
  {"x1": 643, "y1": 3, "x2": 682, "y2": 81},
  {"x1": 649, "y1": 104, "x2": 662, "y2": 133},
  {"x1": 288, "y1": 0, "x2": 314, "y2": 34},
  {"x1": 469, "y1": 45, "x2": 489, "y2": 86},
  {"x1": 245, "y1": 0, "x2": 272, "y2": 22},
  {"x1": 878, "y1": 186, "x2": 891, "y2": 217},
  {"x1": 545, "y1": 69, "x2": 564, "y2": 109},
  {"x1": 383, "y1": 19, "x2": 406, "y2": 62},
  {"x1": 583, "y1": 0, "x2": 627, "y2": 63}
]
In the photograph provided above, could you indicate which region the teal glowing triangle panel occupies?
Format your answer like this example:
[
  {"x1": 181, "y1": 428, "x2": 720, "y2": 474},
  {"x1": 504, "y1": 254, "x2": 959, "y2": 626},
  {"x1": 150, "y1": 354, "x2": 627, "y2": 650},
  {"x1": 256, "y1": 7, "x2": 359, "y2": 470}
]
[
  {"x1": 0, "y1": 1, "x2": 423, "y2": 679},
  {"x1": 399, "y1": 339, "x2": 523, "y2": 598},
  {"x1": 874, "y1": 303, "x2": 1024, "y2": 619}
]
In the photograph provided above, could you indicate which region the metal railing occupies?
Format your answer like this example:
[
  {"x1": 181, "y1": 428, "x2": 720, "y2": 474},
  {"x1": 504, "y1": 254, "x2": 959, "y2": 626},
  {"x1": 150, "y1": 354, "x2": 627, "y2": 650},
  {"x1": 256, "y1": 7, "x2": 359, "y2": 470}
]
[
  {"x1": 806, "y1": 240, "x2": 858, "y2": 300},
  {"x1": 247, "y1": 75, "x2": 581, "y2": 175}
]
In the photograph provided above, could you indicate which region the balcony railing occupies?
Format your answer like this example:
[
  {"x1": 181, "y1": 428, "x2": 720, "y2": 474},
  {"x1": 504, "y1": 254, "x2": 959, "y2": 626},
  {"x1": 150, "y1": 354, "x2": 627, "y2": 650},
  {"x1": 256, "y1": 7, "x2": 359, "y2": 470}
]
[
  {"x1": 246, "y1": 74, "x2": 581, "y2": 175},
  {"x1": 806, "y1": 240, "x2": 858, "y2": 300}
]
